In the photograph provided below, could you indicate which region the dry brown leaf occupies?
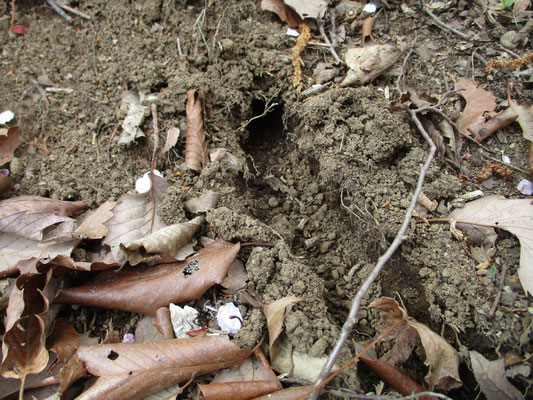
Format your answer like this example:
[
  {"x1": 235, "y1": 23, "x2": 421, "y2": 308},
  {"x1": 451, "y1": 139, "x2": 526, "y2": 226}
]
[
  {"x1": 0, "y1": 126, "x2": 22, "y2": 165},
  {"x1": 470, "y1": 351, "x2": 522, "y2": 400},
  {"x1": 471, "y1": 107, "x2": 518, "y2": 142},
  {"x1": 508, "y1": 99, "x2": 533, "y2": 175},
  {"x1": 221, "y1": 259, "x2": 249, "y2": 295},
  {"x1": 455, "y1": 78, "x2": 497, "y2": 136},
  {"x1": 47, "y1": 319, "x2": 80, "y2": 368},
  {"x1": 0, "y1": 211, "x2": 78, "y2": 277},
  {"x1": 0, "y1": 175, "x2": 14, "y2": 195},
  {"x1": 449, "y1": 196, "x2": 533, "y2": 296},
  {"x1": 0, "y1": 195, "x2": 88, "y2": 219},
  {"x1": 264, "y1": 296, "x2": 301, "y2": 361},
  {"x1": 199, "y1": 381, "x2": 280, "y2": 399},
  {"x1": 74, "y1": 336, "x2": 251, "y2": 400},
  {"x1": 75, "y1": 200, "x2": 116, "y2": 239},
  {"x1": 155, "y1": 306, "x2": 174, "y2": 339},
  {"x1": 210, "y1": 148, "x2": 240, "y2": 168},
  {"x1": 1, "y1": 270, "x2": 59, "y2": 385},
  {"x1": 369, "y1": 297, "x2": 462, "y2": 391},
  {"x1": 253, "y1": 385, "x2": 323, "y2": 399},
  {"x1": 185, "y1": 88, "x2": 209, "y2": 173},
  {"x1": 284, "y1": 0, "x2": 327, "y2": 19},
  {"x1": 184, "y1": 191, "x2": 220, "y2": 213},
  {"x1": 134, "y1": 315, "x2": 167, "y2": 343},
  {"x1": 54, "y1": 239, "x2": 240, "y2": 315},
  {"x1": 159, "y1": 126, "x2": 180, "y2": 155},
  {"x1": 120, "y1": 215, "x2": 204, "y2": 265},
  {"x1": 340, "y1": 44, "x2": 401, "y2": 87},
  {"x1": 103, "y1": 175, "x2": 169, "y2": 263},
  {"x1": 261, "y1": 0, "x2": 303, "y2": 27}
]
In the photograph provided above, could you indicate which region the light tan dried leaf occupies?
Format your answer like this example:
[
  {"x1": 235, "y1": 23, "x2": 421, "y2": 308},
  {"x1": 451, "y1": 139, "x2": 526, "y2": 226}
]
[
  {"x1": 508, "y1": 98, "x2": 533, "y2": 142},
  {"x1": 340, "y1": 44, "x2": 401, "y2": 87},
  {"x1": 75, "y1": 336, "x2": 251, "y2": 400},
  {"x1": 103, "y1": 175, "x2": 169, "y2": 262},
  {"x1": 264, "y1": 296, "x2": 301, "y2": 360},
  {"x1": 183, "y1": 192, "x2": 219, "y2": 214},
  {"x1": 450, "y1": 196, "x2": 533, "y2": 295},
  {"x1": 159, "y1": 126, "x2": 180, "y2": 155},
  {"x1": 198, "y1": 381, "x2": 280, "y2": 399},
  {"x1": 455, "y1": 78, "x2": 497, "y2": 135},
  {"x1": 470, "y1": 351, "x2": 522, "y2": 400},
  {"x1": 135, "y1": 315, "x2": 167, "y2": 343},
  {"x1": 155, "y1": 306, "x2": 175, "y2": 339},
  {"x1": 261, "y1": 0, "x2": 303, "y2": 27},
  {"x1": 55, "y1": 239, "x2": 240, "y2": 315},
  {"x1": 0, "y1": 195, "x2": 88, "y2": 219},
  {"x1": 369, "y1": 297, "x2": 462, "y2": 391},
  {"x1": 221, "y1": 259, "x2": 248, "y2": 294},
  {"x1": 185, "y1": 89, "x2": 209, "y2": 173},
  {"x1": 0, "y1": 126, "x2": 22, "y2": 165},
  {"x1": 209, "y1": 148, "x2": 240, "y2": 168},
  {"x1": 0, "y1": 212, "x2": 78, "y2": 276},
  {"x1": 284, "y1": 0, "x2": 327, "y2": 19},
  {"x1": 120, "y1": 215, "x2": 204, "y2": 265},
  {"x1": 75, "y1": 201, "x2": 116, "y2": 239}
]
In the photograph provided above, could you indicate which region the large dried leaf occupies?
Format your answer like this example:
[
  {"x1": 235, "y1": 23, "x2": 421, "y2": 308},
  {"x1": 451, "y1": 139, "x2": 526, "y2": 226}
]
[
  {"x1": 0, "y1": 211, "x2": 78, "y2": 276},
  {"x1": 369, "y1": 297, "x2": 462, "y2": 391},
  {"x1": 120, "y1": 216, "x2": 204, "y2": 265},
  {"x1": 1, "y1": 270, "x2": 59, "y2": 382},
  {"x1": 449, "y1": 196, "x2": 533, "y2": 296},
  {"x1": 340, "y1": 44, "x2": 401, "y2": 87},
  {"x1": 0, "y1": 196, "x2": 88, "y2": 219},
  {"x1": 103, "y1": 175, "x2": 169, "y2": 262},
  {"x1": 261, "y1": 0, "x2": 303, "y2": 27},
  {"x1": 264, "y1": 296, "x2": 301, "y2": 360},
  {"x1": 55, "y1": 239, "x2": 240, "y2": 315},
  {"x1": 455, "y1": 78, "x2": 497, "y2": 136},
  {"x1": 185, "y1": 89, "x2": 209, "y2": 173},
  {"x1": 0, "y1": 126, "x2": 22, "y2": 165},
  {"x1": 470, "y1": 351, "x2": 522, "y2": 400},
  {"x1": 75, "y1": 336, "x2": 251, "y2": 400},
  {"x1": 284, "y1": 0, "x2": 327, "y2": 19},
  {"x1": 75, "y1": 201, "x2": 116, "y2": 239}
]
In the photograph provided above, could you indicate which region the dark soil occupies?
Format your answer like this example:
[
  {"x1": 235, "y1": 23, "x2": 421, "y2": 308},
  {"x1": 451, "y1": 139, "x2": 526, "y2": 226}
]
[{"x1": 1, "y1": 0, "x2": 532, "y2": 398}]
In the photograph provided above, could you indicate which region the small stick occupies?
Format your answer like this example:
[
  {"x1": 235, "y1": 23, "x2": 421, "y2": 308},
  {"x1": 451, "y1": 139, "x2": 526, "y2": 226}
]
[
  {"x1": 480, "y1": 151, "x2": 529, "y2": 175},
  {"x1": 317, "y1": 20, "x2": 343, "y2": 64},
  {"x1": 65, "y1": 173, "x2": 100, "y2": 193},
  {"x1": 420, "y1": 1, "x2": 472, "y2": 40},
  {"x1": 149, "y1": 103, "x2": 160, "y2": 234},
  {"x1": 53, "y1": 0, "x2": 91, "y2": 20},
  {"x1": 106, "y1": 125, "x2": 118, "y2": 162},
  {"x1": 330, "y1": 10, "x2": 338, "y2": 49},
  {"x1": 488, "y1": 261, "x2": 511, "y2": 319},
  {"x1": 47, "y1": 0, "x2": 72, "y2": 22}
]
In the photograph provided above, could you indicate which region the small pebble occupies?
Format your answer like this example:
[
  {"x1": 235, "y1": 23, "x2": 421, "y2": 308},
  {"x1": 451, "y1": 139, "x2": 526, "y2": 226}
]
[
  {"x1": 268, "y1": 197, "x2": 279, "y2": 208},
  {"x1": 309, "y1": 182, "x2": 319, "y2": 194}
]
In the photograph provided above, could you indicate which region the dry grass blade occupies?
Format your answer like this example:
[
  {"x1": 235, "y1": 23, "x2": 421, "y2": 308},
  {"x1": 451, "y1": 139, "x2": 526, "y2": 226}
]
[{"x1": 185, "y1": 88, "x2": 209, "y2": 173}]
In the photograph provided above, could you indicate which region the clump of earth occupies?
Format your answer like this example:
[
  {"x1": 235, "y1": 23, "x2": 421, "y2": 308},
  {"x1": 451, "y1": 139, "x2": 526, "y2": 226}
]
[{"x1": 1, "y1": 0, "x2": 531, "y2": 397}]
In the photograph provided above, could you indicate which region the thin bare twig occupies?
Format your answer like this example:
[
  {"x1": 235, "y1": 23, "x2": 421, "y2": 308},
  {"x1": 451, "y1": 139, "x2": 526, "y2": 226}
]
[
  {"x1": 54, "y1": 0, "x2": 91, "y2": 19},
  {"x1": 47, "y1": 0, "x2": 72, "y2": 22},
  {"x1": 488, "y1": 260, "x2": 511, "y2": 319},
  {"x1": 317, "y1": 20, "x2": 343, "y2": 64},
  {"x1": 311, "y1": 45, "x2": 437, "y2": 397},
  {"x1": 149, "y1": 103, "x2": 160, "y2": 234},
  {"x1": 65, "y1": 173, "x2": 100, "y2": 193},
  {"x1": 420, "y1": 1, "x2": 472, "y2": 40},
  {"x1": 328, "y1": 388, "x2": 453, "y2": 400}
]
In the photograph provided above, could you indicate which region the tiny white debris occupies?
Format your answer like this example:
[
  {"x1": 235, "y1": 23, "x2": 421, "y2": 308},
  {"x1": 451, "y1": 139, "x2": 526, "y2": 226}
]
[
  {"x1": 0, "y1": 110, "x2": 14, "y2": 124},
  {"x1": 287, "y1": 28, "x2": 300, "y2": 37},
  {"x1": 217, "y1": 302, "x2": 242, "y2": 335},
  {"x1": 135, "y1": 170, "x2": 163, "y2": 193},
  {"x1": 502, "y1": 155, "x2": 511, "y2": 164},
  {"x1": 517, "y1": 179, "x2": 533, "y2": 196},
  {"x1": 170, "y1": 304, "x2": 201, "y2": 339}
]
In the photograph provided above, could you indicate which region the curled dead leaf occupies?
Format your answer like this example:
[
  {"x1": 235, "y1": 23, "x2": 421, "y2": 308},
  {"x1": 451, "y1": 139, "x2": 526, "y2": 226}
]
[
  {"x1": 186, "y1": 88, "x2": 209, "y2": 173},
  {"x1": 261, "y1": 0, "x2": 303, "y2": 27},
  {"x1": 0, "y1": 126, "x2": 23, "y2": 165},
  {"x1": 264, "y1": 296, "x2": 301, "y2": 360},
  {"x1": 369, "y1": 297, "x2": 462, "y2": 391},
  {"x1": 184, "y1": 192, "x2": 220, "y2": 214},
  {"x1": 455, "y1": 78, "x2": 497, "y2": 137}
]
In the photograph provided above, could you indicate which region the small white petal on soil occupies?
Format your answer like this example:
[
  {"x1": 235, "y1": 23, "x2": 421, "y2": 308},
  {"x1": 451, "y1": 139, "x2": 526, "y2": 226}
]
[{"x1": 217, "y1": 302, "x2": 243, "y2": 335}]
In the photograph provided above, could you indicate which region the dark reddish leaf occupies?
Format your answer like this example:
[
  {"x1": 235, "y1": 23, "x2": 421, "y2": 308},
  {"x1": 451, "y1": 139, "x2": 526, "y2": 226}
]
[
  {"x1": 360, "y1": 357, "x2": 438, "y2": 399},
  {"x1": 54, "y1": 239, "x2": 240, "y2": 315},
  {"x1": 9, "y1": 25, "x2": 26, "y2": 34}
]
